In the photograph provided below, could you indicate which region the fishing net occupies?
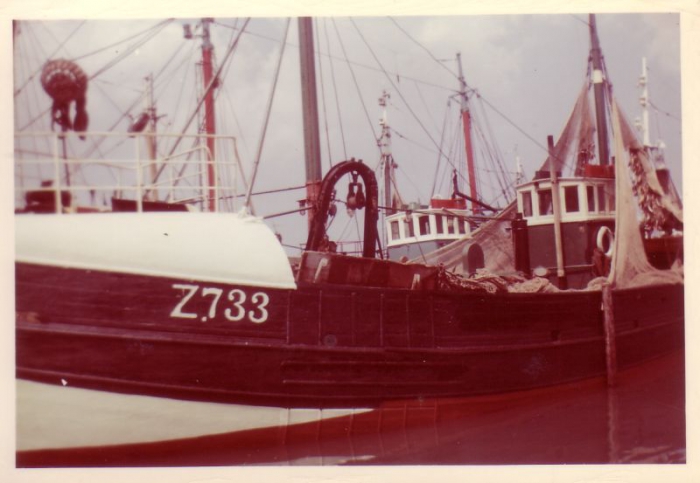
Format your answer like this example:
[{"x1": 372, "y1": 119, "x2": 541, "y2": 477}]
[
  {"x1": 537, "y1": 84, "x2": 596, "y2": 177},
  {"x1": 409, "y1": 202, "x2": 517, "y2": 275},
  {"x1": 607, "y1": 102, "x2": 683, "y2": 289}
]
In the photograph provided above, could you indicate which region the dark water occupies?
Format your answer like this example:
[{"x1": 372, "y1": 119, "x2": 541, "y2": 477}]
[{"x1": 17, "y1": 350, "x2": 684, "y2": 467}]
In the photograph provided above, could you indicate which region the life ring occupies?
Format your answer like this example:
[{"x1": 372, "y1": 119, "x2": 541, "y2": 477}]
[{"x1": 596, "y1": 226, "x2": 614, "y2": 258}]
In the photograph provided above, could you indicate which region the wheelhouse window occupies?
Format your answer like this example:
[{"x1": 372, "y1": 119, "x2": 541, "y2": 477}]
[
  {"x1": 538, "y1": 189, "x2": 553, "y2": 216},
  {"x1": 435, "y1": 214, "x2": 444, "y2": 234},
  {"x1": 390, "y1": 220, "x2": 400, "y2": 241},
  {"x1": 597, "y1": 185, "x2": 606, "y2": 213},
  {"x1": 564, "y1": 186, "x2": 579, "y2": 213},
  {"x1": 403, "y1": 216, "x2": 415, "y2": 237},
  {"x1": 521, "y1": 191, "x2": 533, "y2": 217},
  {"x1": 608, "y1": 190, "x2": 615, "y2": 212},
  {"x1": 587, "y1": 186, "x2": 595, "y2": 213},
  {"x1": 446, "y1": 216, "x2": 455, "y2": 234},
  {"x1": 418, "y1": 215, "x2": 431, "y2": 236}
]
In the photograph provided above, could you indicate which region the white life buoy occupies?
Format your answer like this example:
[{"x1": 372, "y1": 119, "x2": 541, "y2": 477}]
[{"x1": 596, "y1": 226, "x2": 614, "y2": 258}]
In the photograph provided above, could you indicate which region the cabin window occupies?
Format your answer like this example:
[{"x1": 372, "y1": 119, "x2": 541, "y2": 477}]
[
  {"x1": 435, "y1": 214, "x2": 444, "y2": 234},
  {"x1": 564, "y1": 186, "x2": 579, "y2": 213},
  {"x1": 446, "y1": 216, "x2": 455, "y2": 234},
  {"x1": 587, "y1": 186, "x2": 595, "y2": 212},
  {"x1": 458, "y1": 221, "x2": 467, "y2": 235},
  {"x1": 538, "y1": 189, "x2": 553, "y2": 216},
  {"x1": 403, "y1": 216, "x2": 415, "y2": 237},
  {"x1": 418, "y1": 215, "x2": 431, "y2": 236},
  {"x1": 521, "y1": 191, "x2": 533, "y2": 217},
  {"x1": 608, "y1": 190, "x2": 615, "y2": 212},
  {"x1": 390, "y1": 220, "x2": 400, "y2": 241},
  {"x1": 597, "y1": 185, "x2": 606, "y2": 212}
]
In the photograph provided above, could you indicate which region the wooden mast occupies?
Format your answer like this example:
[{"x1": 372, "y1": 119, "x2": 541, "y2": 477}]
[
  {"x1": 589, "y1": 14, "x2": 610, "y2": 166},
  {"x1": 145, "y1": 73, "x2": 158, "y2": 201},
  {"x1": 298, "y1": 17, "x2": 323, "y2": 229},
  {"x1": 457, "y1": 52, "x2": 479, "y2": 214},
  {"x1": 378, "y1": 90, "x2": 394, "y2": 215},
  {"x1": 201, "y1": 18, "x2": 218, "y2": 212}
]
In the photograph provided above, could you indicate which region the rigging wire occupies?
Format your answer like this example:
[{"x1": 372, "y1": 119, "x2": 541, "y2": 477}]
[
  {"x1": 151, "y1": 36, "x2": 194, "y2": 97},
  {"x1": 17, "y1": 21, "x2": 174, "y2": 132},
  {"x1": 348, "y1": 18, "x2": 457, "y2": 175},
  {"x1": 160, "y1": 41, "x2": 197, "y2": 142},
  {"x1": 474, "y1": 92, "x2": 554, "y2": 164},
  {"x1": 331, "y1": 19, "x2": 380, "y2": 148},
  {"x1": 387, "y1": 17, "x2": 459, "y2": 81},
  {"x1": 72, "y1": 19, "x2": 174, "y2": 61},
  {"x1": 648, "y1": 101, "x2": 681, "y2": 123},
  {"x1": 322, "y1": 18, "x2": 349, "y2": 161},
  {"x1": 89, "y1": 20, "x2": 174, "y2": 81},
  {"x1": 429, "y1": 101, "x2": 451, "y2": 199},
  {"x1": 244, "y1": 18, "x2": 291, "y2": 211},
  {"x1": 151, "y1": 18, "x2": 251, "y2": 187},
  {"x1": 413, "y1": 79, "x2": 441, "y2": 134},
  {"x1": 316, "y1": 21, "x2": 335, "y2": 168},
  {"x1": 14, "y1": 20, "x2": 87, "y2": 97},
  {"x1": 474, "y1": 98, "x2": 514, "y2": 201},
  {"x1": 215, "y1": 19, "x2": 455, "y2": 94}
]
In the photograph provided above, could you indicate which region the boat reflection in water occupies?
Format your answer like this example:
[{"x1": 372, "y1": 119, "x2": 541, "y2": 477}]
[{"x1": 17, "y1": 350, "x2": 684, "y2": 467}]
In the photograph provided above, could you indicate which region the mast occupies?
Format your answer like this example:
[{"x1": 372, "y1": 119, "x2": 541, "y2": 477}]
[
  {"x1": 638, "y1": 57, "x2": 652, "y2": 148},
  {"x1": 298, "y1": 17, "x2": 323, "y2": 230},
  {"x1": 589, "y1": 14, "x2": 610, "y2": 166},
  {"x1": 201, "y1": 18, "x2": 217, "y2": 212},
  {"x1": 378, "y1": 90, "x2": 394, "y2": 214},
  {"x1": 145, "y1": 73, "x2": 158, "y2": 201},
  {"x1": 456, "y1": 53, "x2": 480, "y2": 214}
]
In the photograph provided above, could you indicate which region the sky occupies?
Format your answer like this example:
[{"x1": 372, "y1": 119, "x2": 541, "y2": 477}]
[{"x1": 10, "y1": 10, "x2": 684, "y2": 254}]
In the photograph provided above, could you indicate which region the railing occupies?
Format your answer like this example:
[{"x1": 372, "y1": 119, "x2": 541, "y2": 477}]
[{"x1": 14, "y1": 131, "x2": 243, "y2": 214}]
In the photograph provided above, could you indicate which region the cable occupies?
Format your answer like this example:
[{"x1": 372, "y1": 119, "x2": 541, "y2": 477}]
[
  {"x1": 323, "y1": 19, "x2": 349, "y2": 160},
  {"x1": 348, "y1": 18, "x2": 457, "y2": 174},
  {"x1": 216, "y1": 19, "x2": 456, "y2": 94},
  {"x1": 331, "y1": 19, "x2": 379, "y2": 149},
  {"x1": 388, "y1": 17, "x2": 459, "y2": 81},
  {"x1": 72, "y1": 19, "x2": 173, "y2": 61},
  {"x1": 90, "y1": 20, "x2": 174, "y2": 79},
  {"x1": 151, "y1": 18, "x2": 251, "y2": 187},
  {"x1": 649, "y1": 101, "x2": 681, "y2": 122},
  {"x1": 316, "y1": 20, "x2": 335, "y2": 167},
  {"x1": 14, "y1": 20, "x2": 87, "y2": 97},
  {"x1": 245, "y1": 18, "x2": 291, "y2": 211}
]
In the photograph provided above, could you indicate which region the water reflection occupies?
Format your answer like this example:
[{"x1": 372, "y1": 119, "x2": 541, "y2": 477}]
[{"x1": 17, "y1": 350, "x2": 684, "y2": 466}]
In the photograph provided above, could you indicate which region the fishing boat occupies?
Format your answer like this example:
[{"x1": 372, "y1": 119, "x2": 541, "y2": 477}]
[{"x1": 14, "y1": 15, "x2": 684, "y2": 458}]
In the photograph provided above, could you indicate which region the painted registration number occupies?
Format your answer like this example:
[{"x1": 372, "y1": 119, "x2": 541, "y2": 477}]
[{"x1": 170, "y1": 283, "x2": 270, "y2": 324}]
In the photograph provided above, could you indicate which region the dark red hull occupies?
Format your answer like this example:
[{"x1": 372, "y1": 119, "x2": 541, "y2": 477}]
[{"x1": 15, "y1": 262, "x2": 684, "y2": 408}]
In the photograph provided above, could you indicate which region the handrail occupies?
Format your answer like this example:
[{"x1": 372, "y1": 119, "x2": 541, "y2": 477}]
[{"x1": 14, "y1": 131, "x2": 240, "y2": 214}]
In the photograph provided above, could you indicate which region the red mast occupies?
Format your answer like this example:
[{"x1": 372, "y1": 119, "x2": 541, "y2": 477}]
[
  {"x1": 201, "y1": 18, "x2": 217, "y2": 212},
  {"x1": 457, "y1": 53, "x2": 479, "y2": 214}
]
